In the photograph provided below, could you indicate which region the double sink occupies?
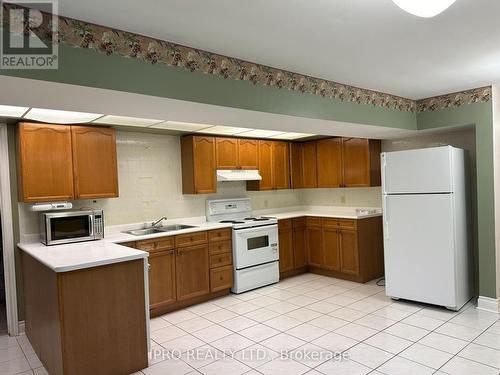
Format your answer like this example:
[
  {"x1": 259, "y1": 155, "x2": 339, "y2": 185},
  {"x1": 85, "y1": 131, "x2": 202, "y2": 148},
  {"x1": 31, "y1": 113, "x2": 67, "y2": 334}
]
[{"x1": 123, "y1": 224, "x2": 198, "y2": 236}]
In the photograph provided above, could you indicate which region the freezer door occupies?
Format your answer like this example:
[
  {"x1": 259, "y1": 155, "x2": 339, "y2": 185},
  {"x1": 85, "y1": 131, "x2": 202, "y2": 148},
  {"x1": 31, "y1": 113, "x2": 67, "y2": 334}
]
[
  {"x1": 382, "y1": 147, "x2": 453, "y2": 194},
  {"x1": 383, "y1": 194, "x2": 457, "y2": 308}
]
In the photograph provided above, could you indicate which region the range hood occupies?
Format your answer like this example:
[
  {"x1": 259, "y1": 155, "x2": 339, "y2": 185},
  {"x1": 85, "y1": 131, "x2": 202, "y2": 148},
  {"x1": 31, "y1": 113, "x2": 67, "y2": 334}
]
[{"x1": 216, "y1": 169, "x2": 262, "y2": 181}]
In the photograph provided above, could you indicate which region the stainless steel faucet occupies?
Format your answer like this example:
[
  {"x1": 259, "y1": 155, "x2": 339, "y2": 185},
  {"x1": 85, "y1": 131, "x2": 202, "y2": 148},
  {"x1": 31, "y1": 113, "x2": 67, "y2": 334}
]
[{"x1": 151, "y1": 216, "x2": 167, "y2": 227}]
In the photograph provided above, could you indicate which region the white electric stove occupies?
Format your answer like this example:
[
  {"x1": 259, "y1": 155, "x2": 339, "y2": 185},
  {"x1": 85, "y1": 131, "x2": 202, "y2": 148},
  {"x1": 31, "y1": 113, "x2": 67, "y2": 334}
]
[{"x1": 206, "y1": 198, "x2": 279, "y2": 293}]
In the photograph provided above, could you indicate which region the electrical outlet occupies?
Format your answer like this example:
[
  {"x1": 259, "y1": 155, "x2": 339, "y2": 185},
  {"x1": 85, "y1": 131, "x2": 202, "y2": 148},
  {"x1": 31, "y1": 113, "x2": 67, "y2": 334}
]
[
  {"x1": 340, "y1": 195, "x2": 346, "y2": 204},
  {"x1": 264, "y1": 199, "x2": 269, "y2": 207}
]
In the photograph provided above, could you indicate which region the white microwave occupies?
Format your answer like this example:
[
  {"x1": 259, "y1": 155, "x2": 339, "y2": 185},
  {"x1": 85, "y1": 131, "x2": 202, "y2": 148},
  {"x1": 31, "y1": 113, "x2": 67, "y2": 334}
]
[{"x1": 40, "y1": 210, "x2": 104, "y2": 246}]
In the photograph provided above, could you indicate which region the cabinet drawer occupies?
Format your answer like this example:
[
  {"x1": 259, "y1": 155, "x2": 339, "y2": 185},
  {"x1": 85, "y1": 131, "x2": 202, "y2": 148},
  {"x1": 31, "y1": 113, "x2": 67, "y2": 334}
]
[
  {"x1": 322, "y1": 218, "x2": 357, "y2": 230},
  {"x1": 136, "y1": 236, "x2": 174, "y2": 253},
  {"x1": 209, "y1": 240, "x2": 232, "y2": 255},
  {"x1": 209, "y1": 252, "x2": 232, "y2": 268},
  {"x1": 278, "y1": 219, "x2": 292, "y2": 231},
  {"x1": 208, "y1": 228, "x2": 232, "y2": 242},
  {"x1": 210, "y1": 266, "x2": 233, "y2": 292},
  {"x1": 175, "y1": 231, "x2": 208, "y2": 248},
  {"x1": 306, "y1": 217, "x2": 321, "y2": 227},
  {"x1": 292, "y1": 217, "x2": 306, "y2": 229}
]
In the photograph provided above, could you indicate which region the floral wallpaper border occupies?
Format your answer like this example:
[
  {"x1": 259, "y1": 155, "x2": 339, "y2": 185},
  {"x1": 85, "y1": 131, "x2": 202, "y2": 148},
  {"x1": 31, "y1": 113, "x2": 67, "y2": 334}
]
[
  {"x1": 0, "y1": 4, "x2": 492, "y2": 113},
  {"x1": 416, "y1": 86, "x2": 492, "y2": 113}
]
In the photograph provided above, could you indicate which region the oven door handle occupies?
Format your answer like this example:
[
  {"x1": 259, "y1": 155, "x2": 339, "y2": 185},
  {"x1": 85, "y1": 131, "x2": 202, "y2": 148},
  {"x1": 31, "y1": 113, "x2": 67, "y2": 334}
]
[{"x1": 234, "y1": 224, "x2": 278, "y2": 235}]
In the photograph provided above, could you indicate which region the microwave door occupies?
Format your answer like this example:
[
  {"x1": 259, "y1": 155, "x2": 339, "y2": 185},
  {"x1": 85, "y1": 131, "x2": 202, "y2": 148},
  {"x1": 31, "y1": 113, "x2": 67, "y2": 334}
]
[
  {"x1": 47, "y1": 214, "x2": 94, "y2": 245},
  {"x1": 233, "y1": 225, "x2": 279, "y2": 269}
]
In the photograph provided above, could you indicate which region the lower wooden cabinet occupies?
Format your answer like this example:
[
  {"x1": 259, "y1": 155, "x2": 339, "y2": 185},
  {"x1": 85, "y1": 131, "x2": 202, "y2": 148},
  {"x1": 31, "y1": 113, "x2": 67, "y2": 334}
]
[
  {"x1": 22, "y1": 254, "x2": 148, "y2": 375},
  {"x1": 292, "y1": 218, "x2": 307, "y2": 269},
  {"x1": 209, "y1": 229, "x2": 233, "y2": 291},
  {"x1": 176, "y1": 244, "x2": 210, "y2": 300},
  {"x1": 339, "y1": 229, "x2": 359, "y2": 275},
  {"x1": 306, "y1": 219, "x2": 323, "y2": 268},
  {"x1": 149, "y1": 250, "x2": 176, "y2": 309},
  {"x1": 280, "y1": 216, "x2": 383, "y2": 283},
  {"x1": 322, "y1": 226, "x2": 341, "y2": 271},
  {"x1": 278, "y1": 219, "x2": 294, "y2": 274},
  {"x1": 210, "y1": 266, "x2": 233, "y2": 292},
  {"x1": 131, "y1": 228, "x2": 233, "y2": 316}
]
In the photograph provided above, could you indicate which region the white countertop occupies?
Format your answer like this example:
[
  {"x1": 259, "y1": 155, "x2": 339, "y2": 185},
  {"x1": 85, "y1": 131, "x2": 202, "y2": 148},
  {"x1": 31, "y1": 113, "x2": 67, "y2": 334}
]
[
  {"x1": 18, "y1": 216, "x2": 233, "y2": 273},
  {"x1": 18, "y1": 206, "x2": 380, "y2": 273},
  {"x1": 255, "y1": 206, "x2": 382, "y2": 220},
  {"x1": 17, "y1": 241, "x2": 150, "y2": 273}
]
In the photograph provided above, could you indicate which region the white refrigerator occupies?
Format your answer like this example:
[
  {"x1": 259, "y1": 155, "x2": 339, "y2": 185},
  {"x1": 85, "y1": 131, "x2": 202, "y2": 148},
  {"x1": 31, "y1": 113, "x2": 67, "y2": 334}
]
[{"x1": 381, "y1": 146, "x2": 472, "y2": 310}]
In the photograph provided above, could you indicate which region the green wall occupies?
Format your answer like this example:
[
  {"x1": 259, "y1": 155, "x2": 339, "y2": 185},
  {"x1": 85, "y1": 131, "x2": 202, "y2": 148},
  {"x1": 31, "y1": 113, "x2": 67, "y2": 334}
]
[
  {"x1": 1, "y1": 43, "x2": 496, "y2": 314},
  {"x1": 417, "y1": 102, "x2": 496, "y2": 298},
  {"x1": 0, "y1": 44, "x2": 417, "y2": 130}
]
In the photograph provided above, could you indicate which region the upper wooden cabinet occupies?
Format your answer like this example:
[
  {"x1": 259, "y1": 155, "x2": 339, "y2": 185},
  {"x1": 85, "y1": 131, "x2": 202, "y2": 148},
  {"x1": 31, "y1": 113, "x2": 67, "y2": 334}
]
[
  {"x1": 71, "y1": 126, "x2": 118, "y2": 199},
  {"x1": 272, "y1": 141, "x2": 290, "y2": 189},
  {"x1": 342, "y1": 138, "x2": 381, "y2": 187},
  {"x1": 17, "y1": 123, "x2": 74, "y2": 202},
  {"x1": 16, "y1": 122, "x2": 118, "y2": 202},
  {"x1": 247, "y1": 140, "x2": 290, "y2": 191},
  {"x1": 181, "y1": 135, "x2": 216, "y2": 194},
  {"x1": 290, "y1": 141, "x2": 317, "y2": 189},
  {"x1": 317, "y1": 138, "x2": 343, "y2": 188},
  {"x1": 253, "y1": 140, "x2": 273, "y2": 190},
  {"x1": 216, "y1": 137, "x2": 258, "y2": 170},
  {"x1": 216, "y1": 137, "x2": 238, "y2": 169},
  {"x1": 237, "y1": 139, "x2": 259, "y2": 169},
  {"x1": 290, "y1": 137, "x2": 381, "y2": 189}
]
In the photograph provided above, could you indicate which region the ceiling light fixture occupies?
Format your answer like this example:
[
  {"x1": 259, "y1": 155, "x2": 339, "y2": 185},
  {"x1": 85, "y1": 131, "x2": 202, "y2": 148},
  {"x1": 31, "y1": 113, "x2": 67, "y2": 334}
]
[
  {"x1": 0, "y1": 105, "x2": 30, "y2": 118},
  {"x1": 392, "y1": 0, "x2": 456, "y2": 17},
  {"x1": 271, "y1": 132, "x2": 314, "y2": 140},
  {"x1": 92, "y1": 115, "x2": 163, "y2": 127},
  {"x1": 196, "y1": 126, "x2": 253, "y2": 135},
  {"x1": 151, "y1": 121, "x2": 213, "y2": 131},
  {"x1": 237, "y1": 129, "x2": 286, "y2": 138},
  {"x1": 24, "y1": 108, "x2": 103, "y2": 124}
]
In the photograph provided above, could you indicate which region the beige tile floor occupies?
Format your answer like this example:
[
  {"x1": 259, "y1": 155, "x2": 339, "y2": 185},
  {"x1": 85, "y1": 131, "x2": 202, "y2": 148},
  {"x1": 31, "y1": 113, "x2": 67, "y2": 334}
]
[{"x1": 2, "y1": 273, "x2": 500, "y2": 375}]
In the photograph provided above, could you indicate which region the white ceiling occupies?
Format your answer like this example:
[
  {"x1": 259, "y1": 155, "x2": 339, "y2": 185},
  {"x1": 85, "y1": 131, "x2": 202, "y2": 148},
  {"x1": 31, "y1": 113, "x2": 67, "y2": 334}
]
[{"x1": 58, "y1": 0, "x2": 500, "y2": 100}]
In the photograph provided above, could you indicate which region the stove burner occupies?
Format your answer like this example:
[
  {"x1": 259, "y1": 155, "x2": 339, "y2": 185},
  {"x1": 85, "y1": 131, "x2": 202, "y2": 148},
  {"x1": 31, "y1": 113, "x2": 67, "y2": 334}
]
[
  {"x1": 244, "y1": 217, "x2": 270, "y2": 221},
  {"x1": 220, "y1": 220, "x2": 245, "y2": 224}
]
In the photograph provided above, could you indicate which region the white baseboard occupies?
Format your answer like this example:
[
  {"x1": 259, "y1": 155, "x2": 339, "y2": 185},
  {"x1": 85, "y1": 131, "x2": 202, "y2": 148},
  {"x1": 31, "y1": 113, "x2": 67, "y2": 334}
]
[
  {"x1": 18, "y1": 321, "x2": 25, "y2": 334},
  {"x1": 477, "y1": 296, "x2": 500, "y2": 313}
]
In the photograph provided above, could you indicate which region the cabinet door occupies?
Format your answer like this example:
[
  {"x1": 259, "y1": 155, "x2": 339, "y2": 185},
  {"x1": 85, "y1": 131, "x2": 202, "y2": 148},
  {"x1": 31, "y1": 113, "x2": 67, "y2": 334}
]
[
  {"x1": 322, "y1": 228, "x2": 341, "y2": 271},
  {"x1": 290, "y1": 142, "x2": 304, "y2": 189},
  {"x1": 273, "y1": 141, "x2": 290, "y2": 189},
  {"x1": 302, "y1": 141, "x2": 318, "y2": 188},
  {"x1": 278, "y1": 224, "x2": 294, "y2": 273},
  {"x1": 71, "y1": 126, "x2": 118, "y2": 199},
  {"x1": 306, "y1": 225, "x2": 323, "y2": 267},
  {"x1": 17, "y1": 123, "x2": 74, "y2": 202},
  {"x1": 342, "y1": 138, "x2": 371, "y2": 187},
  {"x1": 256, "y1": 140, "x2": 274, "y2": 190},
  {"x1": 292, "y1": 226, "x2": 307, "y2": 269},
  {"x1": 193, "y1": 136, "x2": 216, "y2": 193},
  {"x1": 238, "y1": 139, "x2": 258, "y2": 169},
  {"x1": 317, "y1": 138, "x2": 343, "y2": 188},
  {"x1": 216, "y1": 138, "x2": 238, "y2": 169},
  {"x1": 340, "y1": 229, "x2": 359, "y2": 275},
  {"x1": 176, "y1": 244, "x2": 210, "y2": 300},
  {"x1": 149, "y1": 249, "x2": 176, "y2": 308}
]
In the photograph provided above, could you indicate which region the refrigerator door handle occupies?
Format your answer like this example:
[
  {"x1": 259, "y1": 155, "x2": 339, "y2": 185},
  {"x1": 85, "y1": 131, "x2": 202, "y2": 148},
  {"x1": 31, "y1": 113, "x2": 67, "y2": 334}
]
[
  {"x1": 383, "y1": 195, "x2": 389, "y2": 240},
  {"x1": 381, "y1": 153, "x2": 387, "y2": 194}
]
